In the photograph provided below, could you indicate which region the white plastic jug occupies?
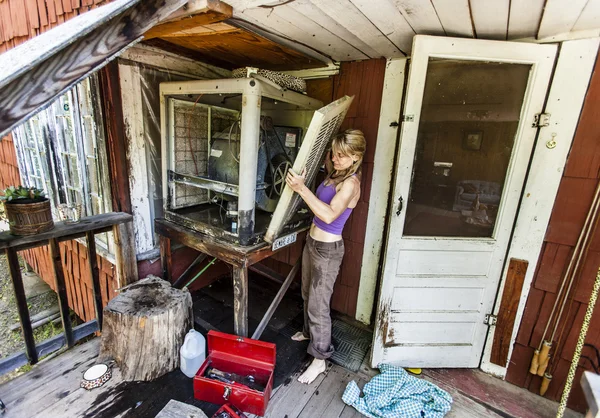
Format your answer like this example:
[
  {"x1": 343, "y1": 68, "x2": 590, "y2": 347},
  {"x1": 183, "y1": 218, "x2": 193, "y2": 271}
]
[{"x1": 180, "y1": 329, "x2": 206, "y2": 378}]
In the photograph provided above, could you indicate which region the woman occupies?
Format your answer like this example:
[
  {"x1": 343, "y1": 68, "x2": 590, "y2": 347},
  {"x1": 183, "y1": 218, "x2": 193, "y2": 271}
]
[{"x1": 285, "y1": 129, "x2": 366, "y2": 384}]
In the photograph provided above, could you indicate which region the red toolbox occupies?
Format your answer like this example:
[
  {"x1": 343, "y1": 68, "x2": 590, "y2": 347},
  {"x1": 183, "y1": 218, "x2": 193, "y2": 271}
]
[{"x1": 193, "y1": 330, "x2": 276, "y2": 416}]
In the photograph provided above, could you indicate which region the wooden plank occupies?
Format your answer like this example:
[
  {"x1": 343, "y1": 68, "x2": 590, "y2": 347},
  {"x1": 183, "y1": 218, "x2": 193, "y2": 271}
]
[
  {"x1": 393, "y1": 0, "x2": 445, "y2": 35},
  {"x1": 507, "y1": 0, "x2": 545, "y2": 39},
  {"x1": 251, "y1": 256, "x2": 300, "y2": 339},
  {"x1": 263, "y1": 362, "x2": 332, "y2": 417},
  {"x1": 564, "y1": 52, "x2": 600, "y2": 179},
  {"x1": 144, "y1": 0, "x2": 232, "y2": 39},
  {"x1": 431, "y1": 0, "x2": 474, "y2": 37},
  {"x1": 298, "y1": 366, "x2": 354, "y2": 417},
  {"x1": 490, "y1": 259, "x2": 528, "y2": 366},
  {"x1": 26, "y1": 0, "x2": 41, "y2": 30},
  {"x1": 0, "y1": 212, "x2": 132, "y2": 250},
  {"x1": 113, "y1": 221, "x2": 138, "y2": 287},
  {"x1": 0, "y1": 0, "x2": 190, "y2": 138},
  {"x1": 0, "y1": 319, "x2": 98, "y2": 377},
  {"x1": 6, "y1": 248, "x2": 38, "y2": 364},
  {"x1": 97, "y1": 63, "x2": 132, "y2": 215},
  {"x1": 310, "y1": 0, "x2": 402, "y2": 57},
  {"x1": 85, "y1": 231, "x2": 103, "y2": 328},
  {"x1": 239, "y1": 6, "x2": 368, "y2": 61},
  {"x1": 344, "y1": 0, "x2": 414, "y2": 54},
  {"x1": 573, "y1": 0, "x2": 600, "y2": 32},
  {"x1": 233, "y1": 266, "x2": 248, "y2": 337},
  {"x1": 538, "y1": 0, "x2": 588, "y2": 39},
  {"x1": 118, "y1": 44, "x2": 231, "y2": 79},
  {"x1": 160, "y1": 235, "x2": 173, "y2": 283},
  {"x1": 470, "y1": 0, "x2": 510, "y2": 40},
  {"x1": 288, "y1": 0, "x2": 379, "y2": 59},
  {"x1": 50, "y1": 238, "x2": 74, "y2": 347}
]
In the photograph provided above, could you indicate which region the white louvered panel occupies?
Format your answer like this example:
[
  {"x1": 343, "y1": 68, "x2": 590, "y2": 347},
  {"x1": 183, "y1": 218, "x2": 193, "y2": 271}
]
[
  {"x1": 309, "y1": 0, "x2": 402, "y2": 57},
  {"x1": 431, "y1": 0, "x2": 473, "y2": 37},
  {"x1": 289, "y1": 0, "x2": 380, "y2": 59},
  {"x1": 507, "y1": 0, "x2": 545, "y2": 39},
  {"x1": 392, "y1": 0, "x2": 445, "y2": 35},
  {"x1": 470, "y1": 0, "x2": 510, "y2": 40},
  {"x1": 538, "y1": 0, "x2": 589, "y2": 39},
  {"x1": 348, "y1": 0, "x2": 414, "y2": 54},
  {"x1": 265, "y1": 95, "x2": 354, "y2": 243},
  {"x1": 573, "y1": 0, "x2": 600, "y2": 32}
]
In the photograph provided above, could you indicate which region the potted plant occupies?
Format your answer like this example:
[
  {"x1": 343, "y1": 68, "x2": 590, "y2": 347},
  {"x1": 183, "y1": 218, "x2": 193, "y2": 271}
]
[{"x1": 1, "y1": 186, "x2": 54, "y2": 235}]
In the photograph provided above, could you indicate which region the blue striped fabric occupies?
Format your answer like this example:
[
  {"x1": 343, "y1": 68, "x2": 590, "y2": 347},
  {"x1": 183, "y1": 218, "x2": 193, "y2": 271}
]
[{"x1": 342, "y1": 363, "x2": 453, "y2": 417}]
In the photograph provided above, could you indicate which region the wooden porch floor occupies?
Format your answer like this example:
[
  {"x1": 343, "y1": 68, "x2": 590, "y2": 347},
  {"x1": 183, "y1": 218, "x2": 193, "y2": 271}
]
[{"x1": 0, "y1": 338, "x2": 583, "y2": 418}]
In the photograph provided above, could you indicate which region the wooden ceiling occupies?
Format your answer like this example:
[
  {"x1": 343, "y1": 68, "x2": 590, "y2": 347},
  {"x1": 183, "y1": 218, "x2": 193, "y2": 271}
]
[{"x1": 143, "y1": 1, "x2": 326, "y2": 71}]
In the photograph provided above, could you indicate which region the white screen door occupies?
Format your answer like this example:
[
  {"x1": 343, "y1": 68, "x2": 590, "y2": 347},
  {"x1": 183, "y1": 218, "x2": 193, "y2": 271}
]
[{"x1": 372, "y1": 35, "x2": 557, "y2": 368}]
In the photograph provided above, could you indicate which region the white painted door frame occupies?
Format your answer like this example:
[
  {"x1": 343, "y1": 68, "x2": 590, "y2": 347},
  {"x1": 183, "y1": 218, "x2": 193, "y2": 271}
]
[{"x1": 371, "y1": 35, "x2": 557, "y2": 368}]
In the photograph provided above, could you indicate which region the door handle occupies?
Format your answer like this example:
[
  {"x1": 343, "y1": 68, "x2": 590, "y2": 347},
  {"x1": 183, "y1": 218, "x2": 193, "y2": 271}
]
[{"x1": 396, "y1": 196, "x2": 403, "y2": 216}]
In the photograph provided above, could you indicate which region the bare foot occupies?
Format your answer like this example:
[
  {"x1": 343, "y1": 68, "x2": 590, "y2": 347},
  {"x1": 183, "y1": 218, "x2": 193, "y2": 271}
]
[
  {"x1": 291, "y1": 331, "x2": 309, "y2": 342},
  {"x1": 298, "y1": 358, "x2": 326, "y2": 384}
]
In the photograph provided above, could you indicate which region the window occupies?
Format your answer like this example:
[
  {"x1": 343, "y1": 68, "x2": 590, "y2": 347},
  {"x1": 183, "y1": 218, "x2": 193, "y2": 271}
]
[{"x1": 12, "y1": 75, "x2": 114, "y2": 251}]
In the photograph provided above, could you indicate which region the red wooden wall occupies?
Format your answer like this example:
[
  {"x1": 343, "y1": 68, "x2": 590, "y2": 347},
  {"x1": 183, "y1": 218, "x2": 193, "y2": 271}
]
[
  {"x1": 0, "y1": 1, "x2": 118, "y2": 322},
  {"x1": 506, "y1": 52, "x2": 600, "y2": 413},
  {"x1": 262, "y1": 59, "x2": 386, "y2": 318},
  {"x1": 0, "y1": 0, "x2": 112, "y2": 53}
]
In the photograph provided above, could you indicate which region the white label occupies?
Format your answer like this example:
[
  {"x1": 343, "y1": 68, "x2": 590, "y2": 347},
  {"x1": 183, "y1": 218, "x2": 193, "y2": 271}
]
[
  {"x1": 210, "y1": 149, "x2": 223, "y2": 158},
  {"x1": 272, "y1": 232, "x2": 297, "y2": 251},
  {"x1": 285, "y1": 133, "x2": 296, "y2": 148}
]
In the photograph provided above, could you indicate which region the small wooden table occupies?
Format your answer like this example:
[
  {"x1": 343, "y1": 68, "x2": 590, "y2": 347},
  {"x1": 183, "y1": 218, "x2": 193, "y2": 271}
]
[
  {"x1": 155, "y1": 218, "x2": 306, "y2": 338},
  {"x1": 0, "y1": 212, "x2": 136, "y2": 367}
]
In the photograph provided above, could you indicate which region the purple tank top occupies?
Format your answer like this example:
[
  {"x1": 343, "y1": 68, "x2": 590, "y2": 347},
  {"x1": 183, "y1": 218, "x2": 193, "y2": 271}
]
[{"x1": 313, "y1": 179, "x2": 354, "y2": 235}]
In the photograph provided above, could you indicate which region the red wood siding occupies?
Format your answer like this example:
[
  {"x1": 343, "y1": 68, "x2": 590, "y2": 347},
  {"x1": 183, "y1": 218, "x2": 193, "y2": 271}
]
[
  {"x1": 506, "y1": 51, "x2": 600, "y2": 413},
  {"x1": 0, "y1": 0, "x2": 112, "y2": 53},
  {"x1": 0, "y1": 3, "x2": 118, "y2": 322}
]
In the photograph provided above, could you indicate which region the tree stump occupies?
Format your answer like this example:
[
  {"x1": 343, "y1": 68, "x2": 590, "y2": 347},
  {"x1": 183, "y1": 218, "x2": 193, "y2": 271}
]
[{"x1": 99, "y1": 276, "x2": 193, "y2": 381}]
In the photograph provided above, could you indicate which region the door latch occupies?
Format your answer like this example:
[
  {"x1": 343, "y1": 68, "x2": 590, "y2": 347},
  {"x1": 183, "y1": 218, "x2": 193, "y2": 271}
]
[
  {"x1": 484, "y1": 314, "x2": 497, "y2": 326},
  {"x1": 396, "y1": 196, "x2": 403, "y2": 216}
]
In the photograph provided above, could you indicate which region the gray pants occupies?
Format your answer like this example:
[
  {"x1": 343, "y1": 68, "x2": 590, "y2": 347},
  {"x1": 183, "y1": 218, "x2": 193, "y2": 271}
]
[{"x1": 301, "y1": 235, "x2": 345, "y2": 359}]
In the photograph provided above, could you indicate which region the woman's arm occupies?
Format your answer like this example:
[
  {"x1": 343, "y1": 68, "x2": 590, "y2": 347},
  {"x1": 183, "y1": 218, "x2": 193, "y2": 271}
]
[{"x1": 285, "y1": 169, "x2": 358, "y2": 224}]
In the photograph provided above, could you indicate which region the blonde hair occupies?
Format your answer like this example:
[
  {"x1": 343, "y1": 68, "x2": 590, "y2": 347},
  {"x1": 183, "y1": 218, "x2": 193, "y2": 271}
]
[{"x1": 326, "y1": 129, "x2": 366, "y2": 185}]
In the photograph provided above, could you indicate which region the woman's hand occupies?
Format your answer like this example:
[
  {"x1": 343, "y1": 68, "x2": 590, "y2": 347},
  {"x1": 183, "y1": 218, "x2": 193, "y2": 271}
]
[{"x1": 286, "y1": 168, "x2": 307, "y2": 193}]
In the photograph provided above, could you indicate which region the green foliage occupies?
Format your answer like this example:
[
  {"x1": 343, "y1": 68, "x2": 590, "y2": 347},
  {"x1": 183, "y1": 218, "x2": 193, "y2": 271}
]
[{"x1": 0, "y1": 186, "x2": 46, "y2": 202}]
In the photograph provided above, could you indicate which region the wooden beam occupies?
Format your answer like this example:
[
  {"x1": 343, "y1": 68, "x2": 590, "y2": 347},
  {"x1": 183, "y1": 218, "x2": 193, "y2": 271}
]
[
  {"x1": 98, "y1": 62, "x2": 132, "y2": 215},
  {"x1": 6, "y1": 248, "x2": 38, "y2": 364},
  {"x1": 160, "y1": 235, "x2": 173, "y2": 283},
  {"x1": 85, "y1": 231, "x2": 103, "y2": 330},
  {"x1": 144, "y1": 0, "x2": 233, "y2": 39},
  {"x1": 490, "y1": 258, "x2": 528, "y2": 366},
  {"x1": 0, "y1": 212, "x2": 133, "y2": 250},
  {"x1": 49, "y1": 238, "x2": 74, "y2": 348},
  {"x1": 113, "y1": 221, "x2": 139, "y2": 288},
  {"x1": 251, "y1": 256, "x2": 300, "y2": 340},
  {"x1": 0, "y1": 0, "x2": 188, "y2": 138},
  {"x1": 233, "y1": 266, "x2": 248, "y2": 337}
]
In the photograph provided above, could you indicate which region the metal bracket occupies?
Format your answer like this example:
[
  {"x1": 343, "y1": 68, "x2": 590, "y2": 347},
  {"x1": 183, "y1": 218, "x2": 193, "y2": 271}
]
[
  {"x1": 532, "y1": 113, "x2": 550, "y2": 128},
  {"x1": 402, "y1": 115, "x2": 414, "y2": 122},
  {"x1": 484, "y1": 314, "x2": 497, "y2": 326}
]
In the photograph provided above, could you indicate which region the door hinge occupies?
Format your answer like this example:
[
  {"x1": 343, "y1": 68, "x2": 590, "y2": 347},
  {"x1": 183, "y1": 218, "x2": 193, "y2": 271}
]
[
  {"x1": 484, "y1": 314, "x2": 497, "y2": 326},
  {"x1": 532, "y1": 113, "x2": 550, "y2": 128}
]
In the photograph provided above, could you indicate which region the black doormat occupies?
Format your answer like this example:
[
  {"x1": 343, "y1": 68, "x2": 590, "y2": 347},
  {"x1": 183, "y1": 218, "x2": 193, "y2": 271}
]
[{"x1": 331, "y1": 318, "x2": 372, "y2": 372}]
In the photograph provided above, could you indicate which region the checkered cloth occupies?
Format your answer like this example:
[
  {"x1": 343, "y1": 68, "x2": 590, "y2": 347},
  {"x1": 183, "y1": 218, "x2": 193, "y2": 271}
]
[{"x1": 342, "y1": 364, "x2": 452, "y2": 418}]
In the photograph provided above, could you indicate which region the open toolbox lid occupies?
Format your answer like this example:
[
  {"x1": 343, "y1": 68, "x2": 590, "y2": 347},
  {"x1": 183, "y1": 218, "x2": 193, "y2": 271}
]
[{"x1": 207, "y1": 330, "x2": 276, "y2": 368}]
